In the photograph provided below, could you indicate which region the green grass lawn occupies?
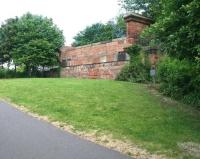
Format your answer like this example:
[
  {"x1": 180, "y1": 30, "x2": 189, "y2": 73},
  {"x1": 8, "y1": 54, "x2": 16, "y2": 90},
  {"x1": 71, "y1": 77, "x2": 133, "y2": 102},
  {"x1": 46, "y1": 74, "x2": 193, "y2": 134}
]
[{"x1": 0, "y1": 78, "x2": 200, "y2": 158}]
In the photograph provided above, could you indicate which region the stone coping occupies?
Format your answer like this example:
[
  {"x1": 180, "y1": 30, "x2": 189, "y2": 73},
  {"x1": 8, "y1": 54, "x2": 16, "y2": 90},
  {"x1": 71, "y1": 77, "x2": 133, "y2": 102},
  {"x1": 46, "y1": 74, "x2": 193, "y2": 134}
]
[
  {"x1": 61, "y1": 37, "x2": 127, "y2": 52},
  {"x1": 124, "y1": 13, "x2": 153, "y2": 25}
]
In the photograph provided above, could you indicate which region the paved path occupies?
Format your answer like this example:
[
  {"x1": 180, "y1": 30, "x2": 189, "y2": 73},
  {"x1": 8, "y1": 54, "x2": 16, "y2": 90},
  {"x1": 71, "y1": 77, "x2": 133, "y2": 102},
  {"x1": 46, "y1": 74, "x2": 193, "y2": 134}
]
[{"x1": 0, "y1": 101, "x2": 132, "y2": 159}]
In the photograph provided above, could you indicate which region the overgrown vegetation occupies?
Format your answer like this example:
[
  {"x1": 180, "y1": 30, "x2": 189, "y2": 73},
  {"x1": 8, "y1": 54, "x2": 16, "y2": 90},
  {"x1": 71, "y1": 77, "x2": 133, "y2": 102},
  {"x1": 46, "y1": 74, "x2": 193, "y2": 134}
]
[
  {"x1": 117, "y1": 45, "x2": 150, "y2": 83},
  {"x1": 0, "y1": 78, "x2": 200, "y2": 158},
  {"x1": 72, "y1": 15, "x2": 126, "y2": 47},
  {"x1": 120, "y1": 0, "x2": 200, "y2": 107},
  {"x1": 157, "y1": 56, "x2": 200, "y2": 107}
]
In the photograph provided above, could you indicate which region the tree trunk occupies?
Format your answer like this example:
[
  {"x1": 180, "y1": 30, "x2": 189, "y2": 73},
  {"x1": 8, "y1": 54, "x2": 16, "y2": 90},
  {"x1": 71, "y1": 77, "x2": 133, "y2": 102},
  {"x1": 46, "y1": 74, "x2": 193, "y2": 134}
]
[
  {"x1": 25, "y1": 65, "x2": 31, "y2": 77},
  {"x1": 14, "y1": 64, "x2": 17, "y2": 77},
  {"x1": 42, "y1": 66, "x2": 45, "y2": 77},
  {"x1": 7, "y1": 61, "x2": 10, "y2": 69}
]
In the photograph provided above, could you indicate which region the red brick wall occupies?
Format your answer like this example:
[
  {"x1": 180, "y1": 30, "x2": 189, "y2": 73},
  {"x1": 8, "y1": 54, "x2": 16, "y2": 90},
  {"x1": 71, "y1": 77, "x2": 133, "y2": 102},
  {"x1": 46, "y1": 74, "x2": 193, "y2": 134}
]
[
  {"x1": 61, "y1": 61, "x2": 128, "y2": 79},
  {"x1": 60, "y1": 38, "x2": 131, "y2": 65},
  {"x1": 60, "y1": 38, "x2": 131, "y2": 79},
  {"x1": 60, "y1": 14, "x2": 152, "y2": 79}
]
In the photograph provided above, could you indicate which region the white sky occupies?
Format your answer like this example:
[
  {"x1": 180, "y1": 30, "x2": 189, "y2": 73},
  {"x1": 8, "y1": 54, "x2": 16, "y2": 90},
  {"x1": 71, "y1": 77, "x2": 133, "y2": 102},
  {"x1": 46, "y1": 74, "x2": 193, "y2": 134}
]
[{"x1": 0, "y1": 0, "x2": 121, "y2": 45}]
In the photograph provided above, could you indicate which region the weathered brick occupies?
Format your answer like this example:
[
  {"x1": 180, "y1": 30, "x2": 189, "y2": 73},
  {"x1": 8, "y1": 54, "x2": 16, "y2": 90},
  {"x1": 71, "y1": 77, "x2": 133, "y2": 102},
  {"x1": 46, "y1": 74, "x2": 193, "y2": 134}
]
[{"x1": 60, "y1": 13, "x2": 153, "y2": 79}]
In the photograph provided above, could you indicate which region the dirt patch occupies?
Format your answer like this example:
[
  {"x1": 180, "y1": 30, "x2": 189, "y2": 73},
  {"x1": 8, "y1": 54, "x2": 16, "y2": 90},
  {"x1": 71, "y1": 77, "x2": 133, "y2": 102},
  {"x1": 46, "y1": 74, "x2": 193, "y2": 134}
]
[
  {"x1": 178, "y1": 142, "x2": 200, "y2": 158},
  {"x1": 1, "y1": 98, "x2": 166, "y2": 159}
]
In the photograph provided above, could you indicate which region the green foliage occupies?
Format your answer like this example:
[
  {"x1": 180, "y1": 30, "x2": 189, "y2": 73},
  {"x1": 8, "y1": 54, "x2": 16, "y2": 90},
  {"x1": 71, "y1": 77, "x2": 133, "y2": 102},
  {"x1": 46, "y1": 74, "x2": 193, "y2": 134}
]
[
  {"x1": 125, "y1": 44, "x2": 141, "y2": 61},
  {"x1": 119, "y1": 0, "x2": 162, "y2": 19},
  {"x1": 0, "y1": 67, "x2": 60, "y2": 79},
  {"x1": 121, "y1": 0, "x2": 200, "y2": 60},
  {"x1": 0, "y1": 68, "x2": 25, "y2": 78},
  {"x1": 0, "y1": 13, "x2": 64, "y2": 76},
  {"x1": 117, "y1": 45, "x2": 150, "y2": 83},
  {"x1": 143, "y1": 0, "x2": 200, "y2": 60},
  {"x1": 116, "y1": 63, "x2": 149, "y2": 83},
  {"x1": 0, "y1": 68, "x2": 13, "y2": 78},
  {"x1": 0, "y1": 18, "x2": 19, "y2": 64},
  {"x1": 157, "y1": 57, "x2": 200, "y2": 106},
  {"x1": 72, "y1": 15, "x2": 126, "y2": 47},
  {"x1": 130, "y1": 0, "x2": 200, "y2": 106}
]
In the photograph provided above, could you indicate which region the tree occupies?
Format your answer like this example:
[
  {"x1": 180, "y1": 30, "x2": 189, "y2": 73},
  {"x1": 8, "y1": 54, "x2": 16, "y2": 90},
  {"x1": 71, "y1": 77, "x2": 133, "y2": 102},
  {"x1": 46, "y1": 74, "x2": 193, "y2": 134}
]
[
  {"x1": 120, "y1": 0, "x2": 200, "y2": 60},
  {"x1": 119, "y1": 0, "x2": 161, "y2": 19},
  {"x1": 143, "y1": 0, "x2": 200, "y2": 60},
  {"x1": 0, "y1": 18, "x2": 19, "y2": 66},
  {"x1": 72, "y1": 15, "x2": 126, "y2": 47},
  {"x1": 0, "y1": 13, "x2": 65, "y2": 76}
]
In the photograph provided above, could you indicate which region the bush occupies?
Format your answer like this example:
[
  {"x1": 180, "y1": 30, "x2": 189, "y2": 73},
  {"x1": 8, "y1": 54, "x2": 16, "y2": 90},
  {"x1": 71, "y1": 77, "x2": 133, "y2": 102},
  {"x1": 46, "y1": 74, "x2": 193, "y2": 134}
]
[
  {"x1": 117, "y1": 62, "x2": 150, "y2": 83},
  {"x1": 157, "y1": 57, "x2": 200, "y2": 107},
  {"x1": 0, "y1": 68, "x2": 26, "y2": 78},
  {"x1": 0, "y1": 68, "x2": 15, "y2": 78},
  {"x1": 0, "y1": 67, "x2": 60, "y2": 79},
  {"x1": 116, "y1": 45, "x2": 151, "y2": 83}
]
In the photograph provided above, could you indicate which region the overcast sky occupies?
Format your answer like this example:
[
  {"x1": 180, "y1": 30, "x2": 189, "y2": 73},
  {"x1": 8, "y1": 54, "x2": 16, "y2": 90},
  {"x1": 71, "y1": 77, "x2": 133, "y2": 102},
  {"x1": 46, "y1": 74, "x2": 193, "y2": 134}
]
[{"x1": 0, "y1": 0, "x2": 121, "y2": 45}]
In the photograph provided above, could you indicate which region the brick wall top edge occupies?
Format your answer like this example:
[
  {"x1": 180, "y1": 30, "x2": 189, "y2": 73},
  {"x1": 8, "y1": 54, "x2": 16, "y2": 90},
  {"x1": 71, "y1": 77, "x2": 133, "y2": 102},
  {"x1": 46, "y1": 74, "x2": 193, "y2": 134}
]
[{"x1": 61, "y1": 37, "x2": 128, "y2": 53}]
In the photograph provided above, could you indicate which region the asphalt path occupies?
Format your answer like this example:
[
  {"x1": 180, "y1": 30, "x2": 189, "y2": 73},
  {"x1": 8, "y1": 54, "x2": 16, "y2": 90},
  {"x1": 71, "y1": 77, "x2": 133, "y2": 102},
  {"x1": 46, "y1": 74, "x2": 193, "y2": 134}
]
[{"x1": 0, "y1": 101, "x2": 132, "y2": 159}]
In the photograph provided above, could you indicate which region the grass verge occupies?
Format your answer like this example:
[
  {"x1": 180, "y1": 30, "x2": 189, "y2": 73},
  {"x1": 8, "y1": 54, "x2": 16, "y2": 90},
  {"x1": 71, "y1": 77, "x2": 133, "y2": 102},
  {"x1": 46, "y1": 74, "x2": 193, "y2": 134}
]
[{"x1": 0, "y1": 78, "x2": 199, "y2": 158}]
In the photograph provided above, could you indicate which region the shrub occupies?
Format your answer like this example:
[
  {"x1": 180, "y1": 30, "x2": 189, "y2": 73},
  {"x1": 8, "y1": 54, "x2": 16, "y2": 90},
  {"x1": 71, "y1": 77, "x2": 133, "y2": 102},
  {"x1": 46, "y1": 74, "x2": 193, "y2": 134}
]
[
  {"x1": 117, "y1": 62, "x2": 150, "y2": 83},
  {"x1": 0, "y1": 68, "x2": 15, "y2": 78},
  {"x1": 0, "y1": 68, "x2": 6, "y2": 78},
  {"x1": 0, "y1": 67, "x2": 60, "y2": 79},
  {"x1": 116, "y1": 45, "x2": 151, "y2": 83},
  {"x1": 157, "y1": 57, "x2": 200, "y2": 107},
  {"x1": 0, "y1": 68, "x2": 27, "y2": 78}
]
